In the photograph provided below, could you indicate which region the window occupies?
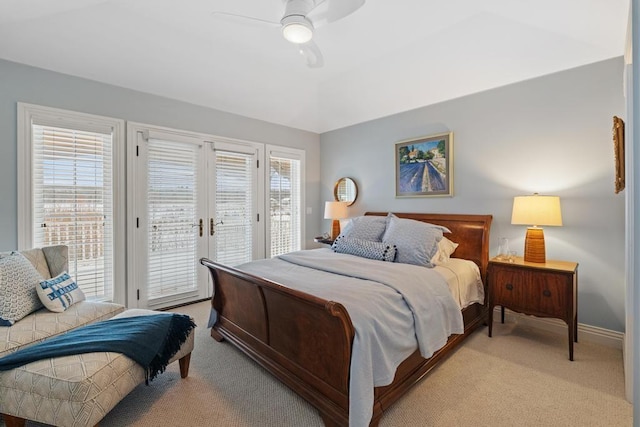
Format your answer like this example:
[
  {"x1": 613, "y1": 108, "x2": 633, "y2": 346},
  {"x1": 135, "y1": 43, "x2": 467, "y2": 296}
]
[
  {"x1": 18, "y1": 108, "x2": 305, "y2": 310},
  {"x1": 267, "y1": 146, "x2": 304, "y2": 257},
  {"x1": 18, "y1": 103, "x2": 125, "y2": 302}
]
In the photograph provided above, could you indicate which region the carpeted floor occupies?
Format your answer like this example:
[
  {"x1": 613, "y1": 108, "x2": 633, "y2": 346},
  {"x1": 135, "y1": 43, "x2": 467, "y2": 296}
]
[{"x1": 4, "y1": 301, "x2": 633, "y2": 426}]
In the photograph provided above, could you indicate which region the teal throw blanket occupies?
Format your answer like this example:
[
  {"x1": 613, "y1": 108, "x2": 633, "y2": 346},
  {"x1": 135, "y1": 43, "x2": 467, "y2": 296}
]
[{"x1": 0, "y1": 313, "x2": 196, "y2": 382}]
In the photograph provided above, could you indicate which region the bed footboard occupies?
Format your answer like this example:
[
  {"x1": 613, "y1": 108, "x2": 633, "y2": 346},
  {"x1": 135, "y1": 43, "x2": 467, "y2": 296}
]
[{"x1": 200, "y1": 258, "x2": 355, "y2": 425}]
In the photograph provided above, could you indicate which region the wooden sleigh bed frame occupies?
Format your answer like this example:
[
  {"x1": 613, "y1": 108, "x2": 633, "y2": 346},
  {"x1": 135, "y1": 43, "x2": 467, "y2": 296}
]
[{"x1": 200, "y1": 212, "x2": 492, "y2": 426}]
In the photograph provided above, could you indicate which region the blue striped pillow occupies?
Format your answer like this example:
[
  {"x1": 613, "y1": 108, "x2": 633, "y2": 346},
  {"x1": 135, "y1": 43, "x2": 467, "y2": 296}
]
[{"x1": 36, "y1": 272, "x2": 85, "y2": 313}]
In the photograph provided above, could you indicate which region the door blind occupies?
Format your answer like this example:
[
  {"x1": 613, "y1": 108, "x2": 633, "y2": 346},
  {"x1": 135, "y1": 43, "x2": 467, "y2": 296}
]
[
  {"x1": 269, "y1": 156, "x2": 301, "y2": 257},
  {"x1": 146, "y1": 138, "x2": 200, "y2": 300},
  {"x1": 215, "y1": 150, "x2": 254, "y2": 266},
  {"x1": 32, "y1": 123, "x2": 114, "y2": 299}
]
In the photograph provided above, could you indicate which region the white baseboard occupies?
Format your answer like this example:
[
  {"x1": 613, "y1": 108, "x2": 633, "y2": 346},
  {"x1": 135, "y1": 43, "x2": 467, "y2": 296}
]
[{"x1": 494, "y1": 307, "x2": 624, "y2": 349}]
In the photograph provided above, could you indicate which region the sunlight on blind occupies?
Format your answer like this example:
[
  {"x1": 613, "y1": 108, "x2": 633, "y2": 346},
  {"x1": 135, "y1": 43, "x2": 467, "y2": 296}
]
[
  {"x1": 270, "y1": 156, "x2": 301, "y2": 257},
  {"x1": 147, "y1": 139, "x2": 199, "y2": 300},
  {"x1": 32, "y1": 124, "x2": 114, "y2": 300},
  {"x1": 215, "y1": 151, "x2": 253, "y2": 266}
]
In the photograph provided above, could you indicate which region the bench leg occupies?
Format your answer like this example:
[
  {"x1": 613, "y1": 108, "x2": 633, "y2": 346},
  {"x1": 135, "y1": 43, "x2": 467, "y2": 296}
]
[
  {"x1": 2, "y1": 414, "x2": 26, "y2": 427},
  {"x1": 179, "y1": 353, "x2": 192, "y2": 378}
]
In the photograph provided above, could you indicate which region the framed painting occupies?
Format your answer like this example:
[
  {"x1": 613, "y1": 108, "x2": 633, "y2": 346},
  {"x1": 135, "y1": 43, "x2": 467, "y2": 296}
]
[{"x1": 395, "y1": 132, "x2": 453, "y2": 197}]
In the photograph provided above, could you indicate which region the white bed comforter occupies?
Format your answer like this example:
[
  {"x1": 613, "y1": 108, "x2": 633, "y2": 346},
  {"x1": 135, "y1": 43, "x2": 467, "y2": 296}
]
[{"x1": 234, "y1": 248, "x2": 464, "y2": 426}]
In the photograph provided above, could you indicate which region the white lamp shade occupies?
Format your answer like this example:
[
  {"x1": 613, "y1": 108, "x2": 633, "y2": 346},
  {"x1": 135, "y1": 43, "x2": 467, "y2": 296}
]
[
  {"x1": 324, "y1": 201, "x2": 348, "y2": 220},
  {"x1": 511, "y1": 194, "x2": 563, "y2": 227}
]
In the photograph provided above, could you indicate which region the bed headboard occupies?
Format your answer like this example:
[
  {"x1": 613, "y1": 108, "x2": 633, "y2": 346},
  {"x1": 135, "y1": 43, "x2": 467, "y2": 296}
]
[{"x1": 365, "y1": 212, "x2": 493, "y2": 280}]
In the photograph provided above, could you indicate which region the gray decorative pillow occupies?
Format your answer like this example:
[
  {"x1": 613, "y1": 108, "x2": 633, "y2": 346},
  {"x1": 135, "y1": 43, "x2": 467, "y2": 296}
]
[
  {"x1": 382, "y1": 216, "x2": 444, "y2": 267},
  {"x1": 0, "y1": 252, "x2": 44, "y2": 326},
  {"x1": 332, "y1": 236, "x2": 397, "y2": 262},
  {"x1": 339, "y1": 216, "x2": 388, "y2": 242}
]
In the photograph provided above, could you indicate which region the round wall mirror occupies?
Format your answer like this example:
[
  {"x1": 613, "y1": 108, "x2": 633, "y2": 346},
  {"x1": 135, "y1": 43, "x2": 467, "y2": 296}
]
[{"x1": 334, "y1": 177, "x2": 358, "y2": 206}]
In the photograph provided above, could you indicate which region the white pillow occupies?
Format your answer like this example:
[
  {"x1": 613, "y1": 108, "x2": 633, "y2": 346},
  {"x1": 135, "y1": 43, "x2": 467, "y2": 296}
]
[
  {"x1": 430, "y1": 237, "x2": 459, "y2": 265},
  {"x1": 37, "y1": 271, "x2": 85, "y2": 313}
]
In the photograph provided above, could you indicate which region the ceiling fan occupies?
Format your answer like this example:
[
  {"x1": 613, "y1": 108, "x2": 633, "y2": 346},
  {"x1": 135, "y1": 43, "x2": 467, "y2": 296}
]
[{"x1": 212, "y1": 0, "x2": 366, "y2": 68}]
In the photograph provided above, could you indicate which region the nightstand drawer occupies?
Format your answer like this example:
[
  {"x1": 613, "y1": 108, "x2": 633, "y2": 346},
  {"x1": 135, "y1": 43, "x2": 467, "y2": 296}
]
[{"x1": 492, "y1": 268, "x2": 568, "y2": 318}]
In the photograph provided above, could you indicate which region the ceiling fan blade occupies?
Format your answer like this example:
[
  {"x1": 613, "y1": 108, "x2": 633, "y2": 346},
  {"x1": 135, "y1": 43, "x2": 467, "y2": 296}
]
[
  {"x1": 297, "y1": 40, "x2": 324, "y2": 68},
  {"x1": 306, "y1": 0, "x2": 365, "y2": 27},
  {"x1": 211, "y1": 11, "x2": 280, "y2": 28}
]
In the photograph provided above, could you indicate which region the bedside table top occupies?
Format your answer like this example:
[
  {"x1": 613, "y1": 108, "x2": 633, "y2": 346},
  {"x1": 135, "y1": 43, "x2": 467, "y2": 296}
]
[
  {"x1": 314, "y1": 236, "x2": 334, "y2": 245},
  {"x1": 489, "y1": 256, "x2": 578, "y2": 273}
]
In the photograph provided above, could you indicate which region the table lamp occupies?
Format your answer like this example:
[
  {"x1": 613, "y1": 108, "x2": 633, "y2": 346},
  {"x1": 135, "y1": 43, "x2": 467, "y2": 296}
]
[
  {"x1": 324, "y1": 201, "x2": 348, "y2": 240},
  {"x1": 511, "y1": 193, "x2": 562, "y2": 263}
]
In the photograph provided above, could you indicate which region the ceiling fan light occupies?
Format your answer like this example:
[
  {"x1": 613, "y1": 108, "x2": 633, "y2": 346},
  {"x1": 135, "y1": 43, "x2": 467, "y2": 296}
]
[{"x1": 281, "y1": 15, "x2": 313, "y2": 44}]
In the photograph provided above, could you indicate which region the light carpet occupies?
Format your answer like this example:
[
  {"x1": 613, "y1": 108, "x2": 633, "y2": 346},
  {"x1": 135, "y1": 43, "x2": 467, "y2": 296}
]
[{"x1": 3, "y1": 301, "x2": 632, "y2": 426}]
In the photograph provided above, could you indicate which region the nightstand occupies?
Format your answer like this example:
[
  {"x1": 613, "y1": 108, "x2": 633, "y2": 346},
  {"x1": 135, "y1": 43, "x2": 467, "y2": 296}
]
[
  {"x1": 487, "y1": 256, "x2": 578, "y2": 360},
  {"x1": 314, "y1": 236, "x2": 334, "y2": 245}
]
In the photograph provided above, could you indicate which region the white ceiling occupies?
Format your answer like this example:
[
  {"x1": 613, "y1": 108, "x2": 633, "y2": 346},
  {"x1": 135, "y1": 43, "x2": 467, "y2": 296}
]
[{"x1": 0, "y1": 0, "x2": 630, "y2": 133}]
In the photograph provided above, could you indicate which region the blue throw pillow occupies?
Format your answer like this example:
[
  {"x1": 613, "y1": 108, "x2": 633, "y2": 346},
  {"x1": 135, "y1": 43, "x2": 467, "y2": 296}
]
[{"x1": 332, "y1": 236, "x2": 397, "y2": 262}]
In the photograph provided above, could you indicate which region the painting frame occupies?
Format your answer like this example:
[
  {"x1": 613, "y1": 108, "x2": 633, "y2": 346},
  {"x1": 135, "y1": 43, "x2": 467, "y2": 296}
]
[
  {"x1": 613, "y1": 116, "x2": 625, "y2": 194},
  {"x1": 395, "y1": 132, "x2": 453, "y2": 198}
]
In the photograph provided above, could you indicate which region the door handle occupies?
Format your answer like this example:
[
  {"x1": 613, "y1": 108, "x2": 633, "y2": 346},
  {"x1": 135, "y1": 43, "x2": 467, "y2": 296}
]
[{"x1": 210, "y1": 219, "x2": 223, "y2": 236}]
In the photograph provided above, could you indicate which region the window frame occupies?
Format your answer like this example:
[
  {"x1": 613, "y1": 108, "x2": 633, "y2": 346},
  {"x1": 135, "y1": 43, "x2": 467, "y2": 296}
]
[{"x1": 17, "y1": 102, "x2": 126, "y2": 304}]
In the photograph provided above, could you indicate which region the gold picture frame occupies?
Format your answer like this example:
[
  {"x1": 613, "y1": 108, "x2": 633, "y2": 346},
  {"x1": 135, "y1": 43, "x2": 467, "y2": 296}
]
[
  {"x1": 613, "y1": 116, "x2": 625, "y2": 194},
  {"x1": 395, "y1": 132, "x2": 453, "y2": 197}
]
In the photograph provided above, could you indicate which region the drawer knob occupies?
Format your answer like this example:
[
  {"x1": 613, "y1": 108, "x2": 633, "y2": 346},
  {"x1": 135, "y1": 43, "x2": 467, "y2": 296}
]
[
  {"x1": 506, "y1": 284, "x2": 513, "y2": 291},
  {"x1": 543, "y1": 289, "x2": 551, "y2": 297}
]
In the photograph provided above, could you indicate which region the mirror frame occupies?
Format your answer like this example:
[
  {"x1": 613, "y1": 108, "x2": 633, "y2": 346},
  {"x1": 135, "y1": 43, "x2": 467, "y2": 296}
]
[{"x1": 333, "y1": 177, "x2": 358, "y2": 206}]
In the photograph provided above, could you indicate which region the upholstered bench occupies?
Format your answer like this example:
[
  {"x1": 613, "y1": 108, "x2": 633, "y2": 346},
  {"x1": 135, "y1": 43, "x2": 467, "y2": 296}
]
[
  {"x1": 0, "y1": 309, "x2": 195, "y2": 427},
  {"x1": 0, "y1": 246, "x2": 195, "y2": 426}
]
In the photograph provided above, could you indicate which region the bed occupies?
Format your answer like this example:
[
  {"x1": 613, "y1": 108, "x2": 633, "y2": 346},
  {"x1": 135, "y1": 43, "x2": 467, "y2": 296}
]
[{"x1": 200, "y1": 212, "x2": 492, "y2": 426}]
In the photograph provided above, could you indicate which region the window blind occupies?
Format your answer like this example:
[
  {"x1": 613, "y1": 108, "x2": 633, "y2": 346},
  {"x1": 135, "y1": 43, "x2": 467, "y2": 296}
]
[
  {"x1": 32, "y1": 123, "x2": 114, "y2": 299},
  {"x1": 146, "y1": 138, "x2": 199, "y2": 300},
  {"x1": 269, "y1": 155, "x2": 301, "y2": 257},
  {"x1": 215, "y1": 150, "x2": 254, "y2": 266}
]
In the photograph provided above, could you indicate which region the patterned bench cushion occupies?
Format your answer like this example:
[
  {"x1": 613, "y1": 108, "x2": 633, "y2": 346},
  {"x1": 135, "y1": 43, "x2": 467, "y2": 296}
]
[
  {"x1": 0, "y1": 351, "x2": 144, "y2": 427},
  {"x1": 0, "y1": 301, "x2": 125, "y2": 358}
]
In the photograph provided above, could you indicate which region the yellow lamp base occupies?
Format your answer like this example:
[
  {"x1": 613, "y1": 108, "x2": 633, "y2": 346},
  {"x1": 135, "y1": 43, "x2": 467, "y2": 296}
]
[
  {"x1": 330, "y1": 219, "x2": 341, "y2": 240},
  {"x1": 524, "y1": 227, "x2": 546, "y2": 263}
]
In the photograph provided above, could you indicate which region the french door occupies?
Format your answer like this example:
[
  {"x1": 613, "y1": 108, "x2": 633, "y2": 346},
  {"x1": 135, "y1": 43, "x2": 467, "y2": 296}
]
[
  {"x1": 129, "y1": 125, "x2": 262, "y2": 309},
  {"x1": 208, "y1": 141, "x2": 264, "y2": 266}
]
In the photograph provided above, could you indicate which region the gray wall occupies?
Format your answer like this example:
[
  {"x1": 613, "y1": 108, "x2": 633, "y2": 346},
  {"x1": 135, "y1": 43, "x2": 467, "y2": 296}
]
[
  {"x1": 0, "y1": 59, "x2": 321, "y2": 251},
  {"x1": 320, "y1": 57, "x2": 626, "y2": 332},
  {"x1": 0, "y1": 56, "x2": 626, "y2": 331}
]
